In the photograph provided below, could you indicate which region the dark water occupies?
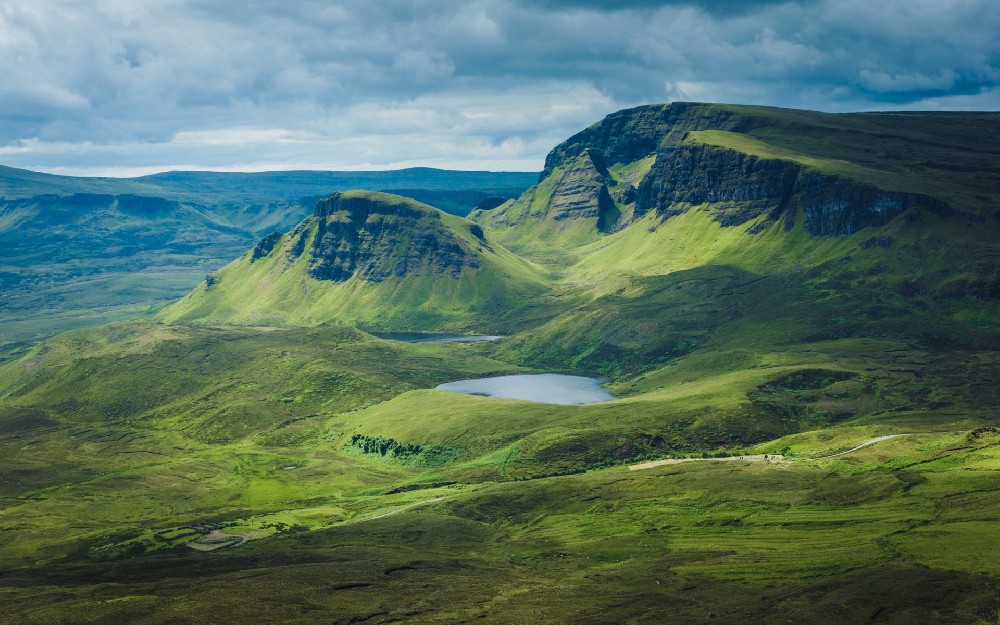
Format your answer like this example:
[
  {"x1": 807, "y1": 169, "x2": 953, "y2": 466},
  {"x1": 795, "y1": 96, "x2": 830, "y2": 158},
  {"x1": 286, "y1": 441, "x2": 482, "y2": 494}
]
[
  {"x1": 372, "y1": 332, "x2": 503, "y2": 343},
  {"x1": 435, "y1": 374, "x2": 616, "y2": 405}
]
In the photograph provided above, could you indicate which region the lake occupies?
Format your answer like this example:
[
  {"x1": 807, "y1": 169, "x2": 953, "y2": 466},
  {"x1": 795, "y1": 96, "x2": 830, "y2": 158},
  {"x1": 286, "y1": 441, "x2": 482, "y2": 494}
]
[
  {"x1": 372, "y1": 332, "x2": 504, "y2": 343},
  {"x1": 435, "y1": 374, "x2": 616, "y2": 405}
]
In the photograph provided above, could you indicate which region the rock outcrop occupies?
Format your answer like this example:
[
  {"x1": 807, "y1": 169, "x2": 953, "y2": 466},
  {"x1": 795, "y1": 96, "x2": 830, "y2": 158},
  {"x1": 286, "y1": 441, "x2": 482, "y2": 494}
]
[
  {"x1": 541, "y1": 102, "x2": 759, "y2": 179},
  {"x1": 250, "y1": 232, "x2": 283, "y2": 262},
  {"x1": 283, "y1": 192, "x2": 478, "y2": 282},
  {"x1": 537, "y1": 102, "x2": 951, "y2": 236},
  {"x1": 546, "y1": 151, "x2": 610, "y2": 222},
  {"x1": 634, "y1": 143, "x2": 949, "y2": 235}
]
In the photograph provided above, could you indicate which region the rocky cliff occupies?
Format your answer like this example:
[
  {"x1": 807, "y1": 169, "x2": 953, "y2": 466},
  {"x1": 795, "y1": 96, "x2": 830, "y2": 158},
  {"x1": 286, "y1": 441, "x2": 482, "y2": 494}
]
[
  {"x1": 282, "y1": 191, "x2": 478, "y2": 282},
  {"x1": 634, "y1": 142, "x2": 949, "y2": 235},
  {"x1": 541, "y1": 102, "x2": 758, "y2": 179},
  {"x1": 159, "y1": 190, "x2": 547, "y2": 330},
  {"x1": 503, "y1": 102, "x2": 954, "y2": 239}
]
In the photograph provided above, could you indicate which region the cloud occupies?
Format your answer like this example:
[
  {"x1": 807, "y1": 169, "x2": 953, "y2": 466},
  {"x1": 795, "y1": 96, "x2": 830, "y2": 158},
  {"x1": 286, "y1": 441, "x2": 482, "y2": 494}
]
[
  {"x1": 523, "y1": 0, "x2": 821, "y2": 14},
  {"x1": 0, "y1": 0, "x2": 997, "y2": 175},
  {"x1": 392, "y1": 50, "x2": 455, "y2": 82},
  {"x1": 859, "y1": 69, "x2": 958, "y2": 94}
]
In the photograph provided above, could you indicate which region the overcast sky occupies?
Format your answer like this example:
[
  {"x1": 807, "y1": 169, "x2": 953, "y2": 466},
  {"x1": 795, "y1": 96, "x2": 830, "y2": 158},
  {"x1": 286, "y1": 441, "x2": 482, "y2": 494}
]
[{"x1": 1, "y1": 0, "x2": 998, "y2": 176}]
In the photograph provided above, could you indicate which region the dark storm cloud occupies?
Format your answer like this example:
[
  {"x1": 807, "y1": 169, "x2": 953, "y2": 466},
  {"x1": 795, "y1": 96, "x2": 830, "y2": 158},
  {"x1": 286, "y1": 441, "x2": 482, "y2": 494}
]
[{"x1": 0, "y1": 0, "x2": 997, "y2": 175}]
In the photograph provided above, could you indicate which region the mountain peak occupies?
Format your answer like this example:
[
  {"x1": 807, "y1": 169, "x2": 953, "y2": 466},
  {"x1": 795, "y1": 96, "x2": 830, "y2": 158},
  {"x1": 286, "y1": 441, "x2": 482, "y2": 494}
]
[
  {"x1": 301, "y1": 190, "x2": 473, "y2": 282},
  {"x1": 159, "y1": 189, "x2": 547, "y2": 330},
  {"x1": 313, "y1": 190, "x2": 441, "y2": 220}
]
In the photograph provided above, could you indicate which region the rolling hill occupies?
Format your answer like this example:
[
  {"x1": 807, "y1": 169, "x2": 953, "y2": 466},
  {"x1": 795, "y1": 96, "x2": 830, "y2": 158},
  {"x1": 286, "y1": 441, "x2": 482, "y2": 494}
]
[
  {"x1": 159, "y1": 190, "x2": 549, "y2": 330},
  {"x1": 0, "y1": 103, "x2": 998, "y2": 624},
  {"x1": 0, "y1": 166, "x2": 536, "y2": 347}
]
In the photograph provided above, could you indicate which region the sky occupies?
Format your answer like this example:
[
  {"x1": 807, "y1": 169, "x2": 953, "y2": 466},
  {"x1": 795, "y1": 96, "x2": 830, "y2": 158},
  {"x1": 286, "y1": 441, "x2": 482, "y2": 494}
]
[{"x1": 1, "y1": 0, "x2": 998, "y2": 176}]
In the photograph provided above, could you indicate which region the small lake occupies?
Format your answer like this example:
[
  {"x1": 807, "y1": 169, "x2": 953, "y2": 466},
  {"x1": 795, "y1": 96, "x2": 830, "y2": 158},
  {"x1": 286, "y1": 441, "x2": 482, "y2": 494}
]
[
  {"x1": 372, "y1": 332, "x2": 503, "y2": 343},
  {"x1": 435, "y1": 374, "x2": 616, "y2": 405}
]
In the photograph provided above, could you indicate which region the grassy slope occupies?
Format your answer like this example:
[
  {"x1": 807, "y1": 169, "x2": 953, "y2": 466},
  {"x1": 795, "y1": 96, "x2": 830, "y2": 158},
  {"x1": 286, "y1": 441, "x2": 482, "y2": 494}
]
[
  {"x1": 469, "y1": 168, "x2": 603, "y2": 265},
  {"x1": 709, "y1": 104, "x2": 1000, "y2": 214},
  {"x1": 0, "y1": 105, "x2": 998, "y2": 622},
  {"x1": 0, "y1": 393, "x2": 995, "y2": 624},
  {"x1": 0, "y1": 330, "x2": 996, "y2": 622},
  {"x1": 159, "y1": 192, "x2": 552, "y2": 332},
  {"x1": 0, "y1": 168, "x2": 536, "y2": 347}
]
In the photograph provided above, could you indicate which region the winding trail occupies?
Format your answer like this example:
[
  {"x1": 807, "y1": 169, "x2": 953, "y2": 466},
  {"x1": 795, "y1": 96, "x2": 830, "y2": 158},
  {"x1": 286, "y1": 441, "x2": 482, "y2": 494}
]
[
  {"x1": 811, "y1": 434, "x2": 912, "y2": 460},
  {"x1": 186, "y1": 435, "x2": 921, "y2": 554},
  {"x1": 350, "y1": 496, "x2": 448, "y2": 524},
  {"x1": 628, "y1": 434, "x2": 914, "y2": 471},
  {"x1": 629, "y1": 454, "x2": 786, "y2": 471}
]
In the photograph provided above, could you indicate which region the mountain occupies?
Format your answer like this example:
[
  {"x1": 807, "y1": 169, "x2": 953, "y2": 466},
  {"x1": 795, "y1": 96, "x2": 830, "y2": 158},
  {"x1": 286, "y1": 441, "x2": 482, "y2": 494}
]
[
  {"x1": 159, "y1": 190, "x2": 549, "y2": 330},
  {"x1": 0, "y1": 165, "x2": 537, "y2": 204},
  {"x1": 472, "y1": 103, "x2": 1000, "y2": 375},
  {"x1": 0, "y1": 104, "x2": 998, "y2": 624},
  {"x1": 0, "y1": 166, "x2": 536, "y2": 347},
  {"x1": 477, "y1": 102, "x2": 999, "y2": 253}
]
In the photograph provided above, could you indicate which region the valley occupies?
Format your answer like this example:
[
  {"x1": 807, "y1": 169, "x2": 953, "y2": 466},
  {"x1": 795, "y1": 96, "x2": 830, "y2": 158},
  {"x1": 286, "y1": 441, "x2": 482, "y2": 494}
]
[
  {"x1": 0, "y1": 167, "x2": 535, "y2": 349},
  {"x1": 0, "y1": 102, "x2": 998, "y2": 623}
]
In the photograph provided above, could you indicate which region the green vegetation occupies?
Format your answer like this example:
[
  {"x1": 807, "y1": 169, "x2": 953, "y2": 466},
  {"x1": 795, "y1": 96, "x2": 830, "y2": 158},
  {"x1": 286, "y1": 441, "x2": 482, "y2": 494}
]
[
  {"x1": 686, "y1": 129, "x2": 900, "y2": 189},
  {"x1": 0, "y1": 103, "x2": 998, "y2": 623},
  {"x1": 158, "y1": 191, "x2": 551, "y2": 331},
  {"x1": 0, "y1": 167, "x2": 535, "y2": 348}
]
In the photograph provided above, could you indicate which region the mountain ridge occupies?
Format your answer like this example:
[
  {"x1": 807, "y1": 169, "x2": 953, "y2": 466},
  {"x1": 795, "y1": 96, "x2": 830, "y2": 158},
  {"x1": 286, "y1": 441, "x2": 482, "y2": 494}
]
[
  {"x1": 158, "y1": 190, "x2": 550, "y2": 330},
  {"x1": 476, "y1": 102, "x2": 1000, "y2": 259},
  {"x1": 0, "y1": 166, "x2": 536, "y2": 346},
  {"x1": 1, "y1": 102, "x2": 998, "y2": 624}
]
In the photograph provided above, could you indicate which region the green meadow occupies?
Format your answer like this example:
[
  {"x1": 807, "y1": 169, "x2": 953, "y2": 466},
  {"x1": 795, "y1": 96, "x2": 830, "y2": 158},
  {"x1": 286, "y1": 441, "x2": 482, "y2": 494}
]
[{"x1": 1, "y1": 103, "x2": 998, "y2": 623}]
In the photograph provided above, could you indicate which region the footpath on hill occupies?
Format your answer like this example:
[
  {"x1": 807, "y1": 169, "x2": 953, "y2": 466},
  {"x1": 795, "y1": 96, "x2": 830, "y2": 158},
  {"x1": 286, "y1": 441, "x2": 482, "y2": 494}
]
[{"x1": 628, "y1": 434, "x2": 912, "y2": 471}]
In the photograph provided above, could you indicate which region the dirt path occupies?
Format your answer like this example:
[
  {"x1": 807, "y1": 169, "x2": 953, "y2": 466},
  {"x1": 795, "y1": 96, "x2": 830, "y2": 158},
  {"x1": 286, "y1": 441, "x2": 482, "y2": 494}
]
[
  {"x1": 628, "y1": 434, "x2": 914, "y2": 471},
  {"x1": 811, "y1": 434, "x2": 911, "y2": 460},
  {"x1": 628, "y1": 454, "x2": 786, "y2": 471},
  {"x1": 350, "y1": 496, "x2": 448, "y2": 524}
]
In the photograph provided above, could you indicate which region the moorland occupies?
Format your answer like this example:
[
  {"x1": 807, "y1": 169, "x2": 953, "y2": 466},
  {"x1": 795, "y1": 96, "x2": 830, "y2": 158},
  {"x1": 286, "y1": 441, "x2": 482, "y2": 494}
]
[{"x1": 1, "y1": 102, "x2": 998, "y2": 624}]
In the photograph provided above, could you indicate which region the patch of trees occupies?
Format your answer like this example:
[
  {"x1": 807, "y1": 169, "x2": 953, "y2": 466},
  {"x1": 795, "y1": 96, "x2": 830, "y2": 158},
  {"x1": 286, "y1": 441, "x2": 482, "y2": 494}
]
[
  {"x1": 348, "y1": 433, "x2": 458, "y2": 466},
  {"x1": 350, "y1": 433, "x2": 424, "y2": 458}
]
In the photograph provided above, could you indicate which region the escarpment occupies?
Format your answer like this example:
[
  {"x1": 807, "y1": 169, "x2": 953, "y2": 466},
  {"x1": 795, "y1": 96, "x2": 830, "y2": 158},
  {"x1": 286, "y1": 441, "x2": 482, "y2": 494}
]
[
  {"x1": 541, "y1": 102, "x2": 761, "y2": 179},
  {"x1": 531, "y1": 103, "x2": 952, "y2": 237},
  {"x1": 159, "y1": 189, "x2": 547, "y2": 329},
  {"x1": 284, "y1": 191, "x2": 478, "y2": 282},
  {"x1": 634, "y1": 143, "x2": 949, "y2": 235}
]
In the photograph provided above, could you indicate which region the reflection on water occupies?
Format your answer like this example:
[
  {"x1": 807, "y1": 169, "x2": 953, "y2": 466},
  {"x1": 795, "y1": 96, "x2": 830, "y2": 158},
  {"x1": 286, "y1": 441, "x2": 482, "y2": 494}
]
[
  {"x1": 435, "y1": 374, "x2": 616, "y2": 405},
  {"x1": 372, "y1": 332, "x2": 504, "y2": 343}
]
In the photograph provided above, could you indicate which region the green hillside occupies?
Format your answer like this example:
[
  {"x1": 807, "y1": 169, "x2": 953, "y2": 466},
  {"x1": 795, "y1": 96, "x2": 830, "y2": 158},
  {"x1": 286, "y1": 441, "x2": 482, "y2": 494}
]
[
  {"x1": 473, "y1": 103, "x2": 1000, "y2": 379},
  {"x1": 0, "y1": 103, "x2": 998, "y2": 623},
  {"x1": 159, "y1": 191, "x2": 550, "y2": 330},
  {"x1": 0, "y1": 167, "x2": 535, "y2": 347}
]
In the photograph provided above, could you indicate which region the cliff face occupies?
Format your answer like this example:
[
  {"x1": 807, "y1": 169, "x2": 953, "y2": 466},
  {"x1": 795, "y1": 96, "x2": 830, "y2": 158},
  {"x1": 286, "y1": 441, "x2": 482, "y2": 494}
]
[
  {"x1": 158, "y1": 189, "x2": 549, "y2": 330},
  {"x1": 285, "y1": 192, "x2": 477, "y2": 282},
  {"x1": 795, "y1": 170, "x2": 950, "y2": 236},
  {"x1": 541, "y1": 102, "x2": 758, "y2": 179},
  {"x1": 546, "y1": 152, "x2": 620, "y2": 224},
  {"x1": 250, "y1": 232, "x2": 283, "y2": 262},
  {"x1": 635, "y1": 143, "x2": 949, "y2": 235},
  {"x1": 535, "y1": 102, "x2": 951, "y2": 237}
]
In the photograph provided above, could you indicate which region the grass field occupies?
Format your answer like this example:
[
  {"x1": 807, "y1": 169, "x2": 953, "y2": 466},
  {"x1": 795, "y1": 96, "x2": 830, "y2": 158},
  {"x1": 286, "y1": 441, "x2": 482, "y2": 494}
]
[{"x1": 1, "y1": 103, "x2": 998, "y2": 623}]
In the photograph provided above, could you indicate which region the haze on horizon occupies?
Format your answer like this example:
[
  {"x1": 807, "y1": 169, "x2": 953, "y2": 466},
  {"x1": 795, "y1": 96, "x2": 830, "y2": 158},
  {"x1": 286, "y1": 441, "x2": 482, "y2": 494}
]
[{"x1": 1, "y1": 0, "x2": 997, "y2": 177}]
